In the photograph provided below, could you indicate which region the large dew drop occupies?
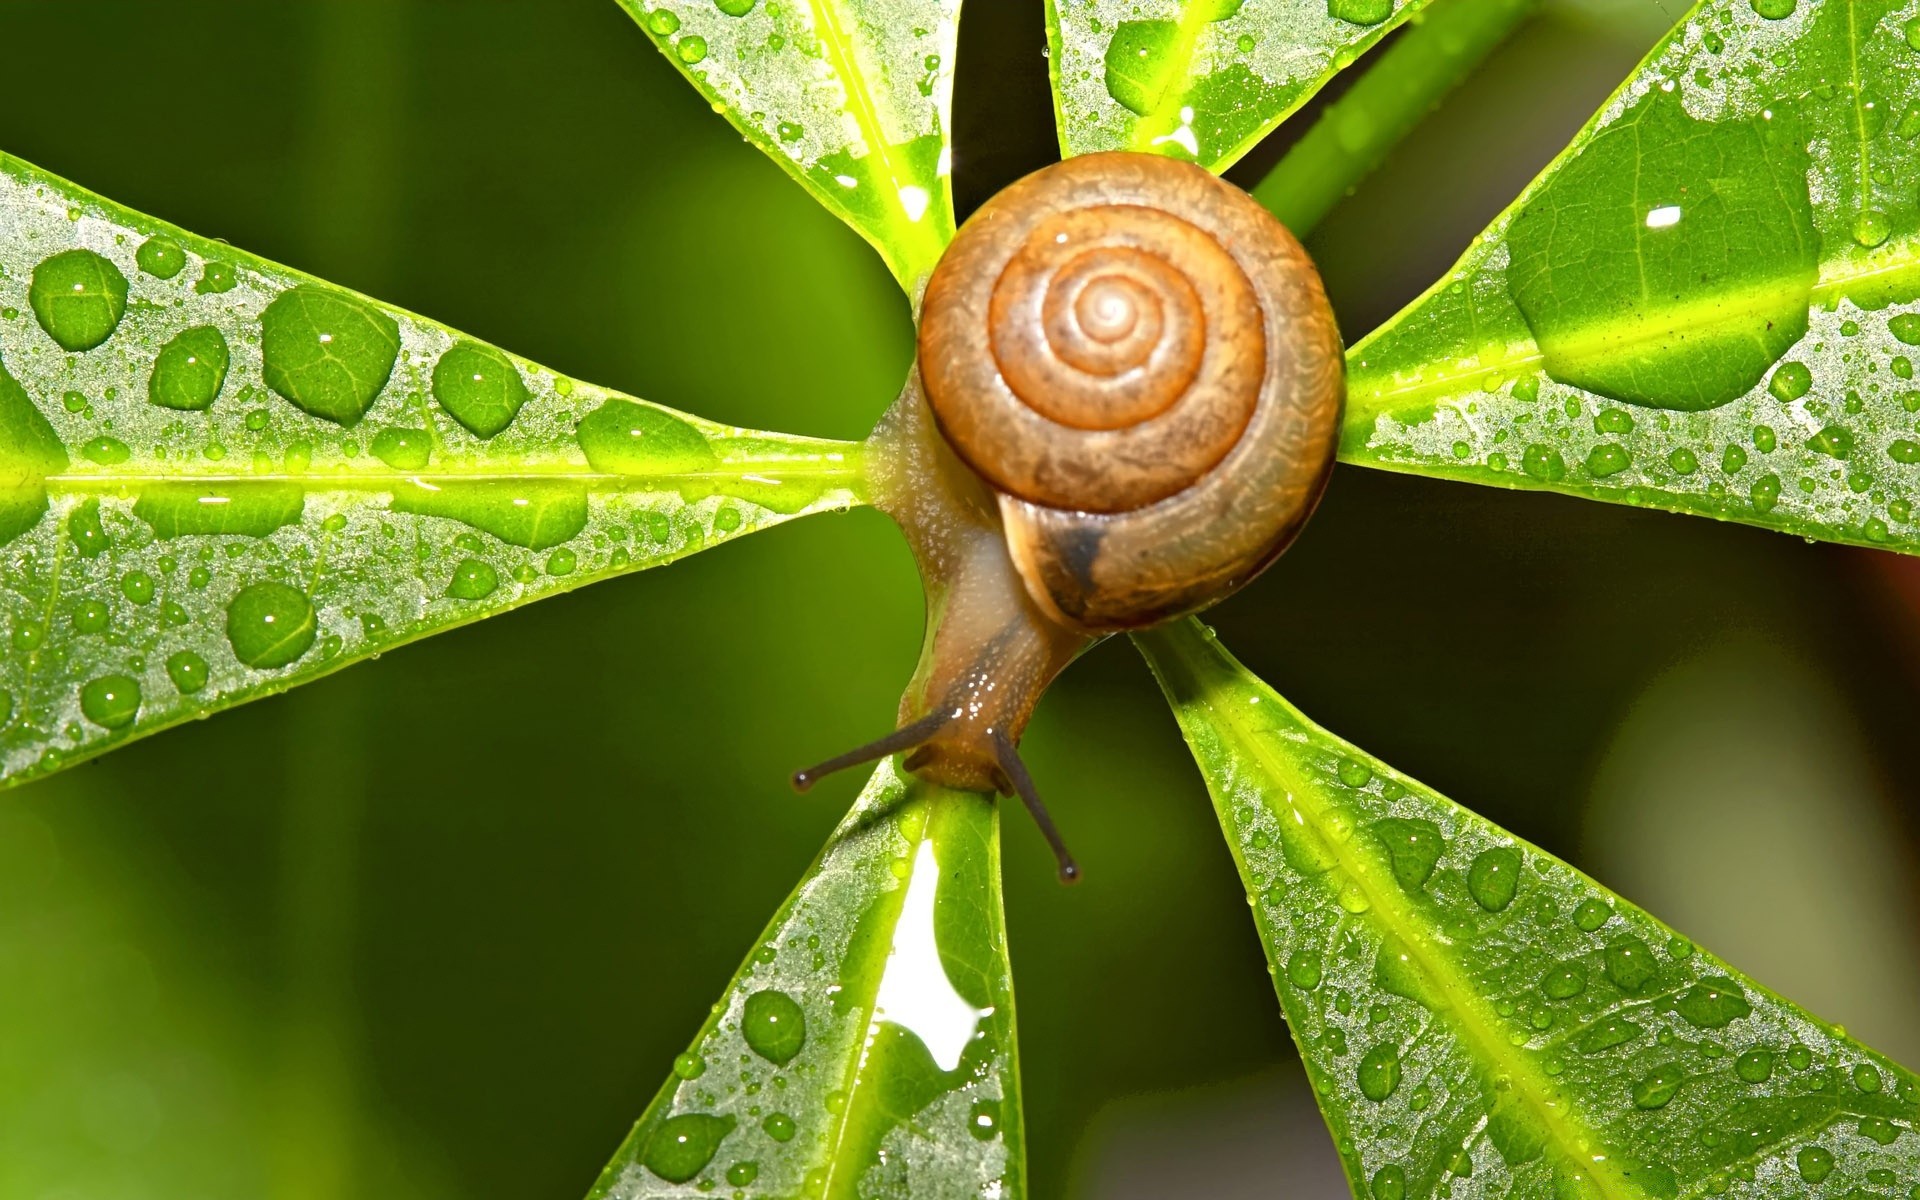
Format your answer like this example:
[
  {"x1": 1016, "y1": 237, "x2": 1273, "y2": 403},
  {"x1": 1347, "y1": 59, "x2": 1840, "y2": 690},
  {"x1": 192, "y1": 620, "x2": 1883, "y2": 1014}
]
[
  {"x1": 79, "y1": 674, "x2": 141, "y2": 730},
  {"x1": 1466, "y1": 847, "x2": 1521, "y2": 911},
  {"x1": 431, "y1": 340, "x2": 529, "y2": 439},
  {"x1": 225, "y1": 582, "x2": 318, "y2": 670},
  {"x1": 0, "y1": 360, "x2": 69, "y2": 548},
  {"x1": 260, "y1": 286, "x2": 401, "y2": 426},
  {"x1": 148, "y1": 326, "x2": 231, "y2": 411},
  {"x1": 741, "y1": 989, "x2": 806, "y2": 1065},
  {"x1": 30, "y1": 249, "x2": 129, "y2": 352},
  {"x1": 641, "y1": 1112, "x2": 734, "y2": 1184},
  {"x1": 1505, "y1": 92, "x2": 1817, "y2": 412}
]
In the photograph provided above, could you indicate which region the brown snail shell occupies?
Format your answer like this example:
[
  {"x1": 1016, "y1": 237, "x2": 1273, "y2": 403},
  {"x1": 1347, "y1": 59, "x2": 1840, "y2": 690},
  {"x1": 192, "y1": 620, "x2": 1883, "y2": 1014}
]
[{"x1": 917, "y1": 150, "x2": 1344, "y2": 632}]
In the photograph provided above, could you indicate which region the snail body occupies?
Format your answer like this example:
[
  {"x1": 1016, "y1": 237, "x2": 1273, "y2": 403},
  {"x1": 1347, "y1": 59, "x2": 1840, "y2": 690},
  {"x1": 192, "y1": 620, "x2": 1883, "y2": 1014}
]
[{"x1": 798, "y1": 151, "x2": 1343, "y2": 878}]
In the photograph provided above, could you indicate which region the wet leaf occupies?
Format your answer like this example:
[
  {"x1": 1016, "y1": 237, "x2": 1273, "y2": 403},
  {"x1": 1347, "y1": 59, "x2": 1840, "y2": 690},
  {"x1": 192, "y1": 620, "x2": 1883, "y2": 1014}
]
[
  {"x1": 1138, "y1": 618, "x2": 1920, "y2": 1200},
  {"x1": 0, "y1": 152, "x2": 862, "y2": 790},
  {"x1": 588, "y1": 765, "x2": 1023, "y2": 1200},
  {"x1": 615, "y1": 0, "x2": 959, "y2": 293},
  {"x1": 1344, "y1": 0, "x2": 1920, "y2": 555},
  {"x1": 1047, "y1": 0, "x2": 1434, "y2": 172}
]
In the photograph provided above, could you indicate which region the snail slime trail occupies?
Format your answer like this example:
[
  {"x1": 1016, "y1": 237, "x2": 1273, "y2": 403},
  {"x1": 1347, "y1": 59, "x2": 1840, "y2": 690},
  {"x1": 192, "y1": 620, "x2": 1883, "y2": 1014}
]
[{"x1": 795, "y1": 152, "x2": 1345, "y2": 881}]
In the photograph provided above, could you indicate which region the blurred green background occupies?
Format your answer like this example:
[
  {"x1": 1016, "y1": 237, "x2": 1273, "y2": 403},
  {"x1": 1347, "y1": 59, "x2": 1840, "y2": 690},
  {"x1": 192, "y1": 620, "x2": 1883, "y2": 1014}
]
[{"x1": 2, "y1": 2, "x2": 1917, "y2": 1197}]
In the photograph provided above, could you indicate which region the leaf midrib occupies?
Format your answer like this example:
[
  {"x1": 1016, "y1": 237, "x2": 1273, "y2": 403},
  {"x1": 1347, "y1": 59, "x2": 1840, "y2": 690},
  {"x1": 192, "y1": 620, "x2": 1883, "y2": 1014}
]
[
  {"x1": 1346, "y1": 240, "x2": 1920, "y2": 423},
  {"x1": 1194, "y1": 662, "x2": 1637, "y2": 1198},
  {"x1": 43, "y1": 459, "x2": 866, "y2": 491}
]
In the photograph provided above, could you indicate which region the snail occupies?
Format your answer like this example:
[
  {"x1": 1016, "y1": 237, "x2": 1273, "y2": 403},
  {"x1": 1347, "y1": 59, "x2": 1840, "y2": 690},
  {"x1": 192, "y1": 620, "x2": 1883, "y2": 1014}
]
[{"x1": 794, "y1": 151, "x2": 1344, "y2": 881}]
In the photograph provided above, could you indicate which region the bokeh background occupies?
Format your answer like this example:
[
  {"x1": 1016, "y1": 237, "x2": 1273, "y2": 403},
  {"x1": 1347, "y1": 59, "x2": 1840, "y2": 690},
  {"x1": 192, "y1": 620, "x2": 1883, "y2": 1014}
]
[{"x1": 2, "y1": 1, "x2": 1917, "y2": 1197}]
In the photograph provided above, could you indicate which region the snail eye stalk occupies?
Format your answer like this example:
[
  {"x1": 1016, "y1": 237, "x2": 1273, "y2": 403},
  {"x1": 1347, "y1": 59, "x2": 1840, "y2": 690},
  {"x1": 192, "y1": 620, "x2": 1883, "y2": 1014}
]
[
  {"x1": 992, "y1": 732, "x2": 1080, "y2": 884},
  {"x1": 790, "y1": 711, "x2": 948, "y2": 793}
]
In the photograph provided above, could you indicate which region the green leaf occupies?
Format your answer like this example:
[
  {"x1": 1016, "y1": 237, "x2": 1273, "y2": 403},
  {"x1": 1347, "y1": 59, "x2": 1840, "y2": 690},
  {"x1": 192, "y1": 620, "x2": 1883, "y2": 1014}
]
[
  {"x1": 1138, "y1": 617, "x2": 1920, "y2": 1200},
  {"x1": 616, "y1": 0, "x2": 959, "y2": 294},
  {"x1": 1047, "y1": 0, "x2": 1434, "y2": 172},
  {"x1": 1344, "y1": 0, "x2": 1920, "y2": 554},
  {"x1": 0, "y1": 151, "x2": 864, "y2": 790},
  {"x1": 588, "y1": 766, "x2": 1024, "y2": 1199}
]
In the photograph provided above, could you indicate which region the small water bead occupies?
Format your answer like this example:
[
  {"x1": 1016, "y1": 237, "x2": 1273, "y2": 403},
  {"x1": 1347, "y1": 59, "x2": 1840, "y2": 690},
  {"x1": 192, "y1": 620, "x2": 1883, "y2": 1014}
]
[
  {"x1": 1577, "y1": 1017, "x2": 1643, "y2": 1054},
  {"x1": 61, "y1": 389, "x2": 89, "y2": 413},
  {"x1": 11, "y1": 623, "x2": 44, "y2": 653},
  {"x1": 1540, "y1": 960, "x2": 1587, "y2": 1000},
  {"x1": 1751, "y1": 425, "x2": 1775, "y2": 454},
  {"x1": 1853, "y1": 1063, "x2": 1883, "y2": 1093},
  {"x1": 225, "y1": 582, "x2": 317, "y2": 669},
  {"x1": 677, "y1": 35, "x2": 708, "y2": 63},
  {"x1": 148, "y1": 326, "x2": 231, "y2": 411},
  {"x1": 71, "y1": 599, "x2": 111, "y2": 634},
  {"x1": 1466, "y1": 847, "x2": 1521, "y2": 911},
  {"x1": 672, "y1": 1051, "x2": 707, "y2": 1080},
  {"x1": 1586, "y1": 443, "x2": 1630, "y2": 477},
  {"x1": 30, "y1": 249, "x2": 129, "y2": 351},
  {"x1": 1593, "y1": 408, "x2": 1634, "y2": 434},
  {"x1": 80, "y1": 674, "x2": 141, "y2": 730},
  {"x1": 260, "y1": 286, "x2": 401, "y2": 426},
  {"x1": 968, "y1": 1098, "x2": 1001, "y2": 1141},
  {"x1": 725, "y1": 1161, "x2": 758, "y2": 1187},
  {"x1": 546, "y1": 547, "x2": 578, "y2": 576},
  {"x1": 1669, "y1": 447, "x2": 1699, "y2": 475},
  {"x1": 1371, "y1": 818, "x2": 1443, "y2": 891},
  {"x1": 121, "y1": 571, "x2": 156, "y2": 605},
  {"x1": 1328, "y1": 0, "x2": 1392, "y2": 24},
  {"x1": 1767, "y1": 360, "x2": 1812, "y2": 402},
  {"x1": 647, "y1": 8, "x2": 680, "y2": 34},
  {"x1": 1860, "y1": 1115, "x2": 1900, "y2": 1145},
  {"x1": 82, "y1": 436, "x2": 131, "y2": 465},
  {"x1": 716, "y1": 0, "x2": 755, "y2": 12},
  {"x1": 1890, "y1": 314, "x2": 1920, "y2": 345},
  {"x1": 165, "y1": 650, "x2": 210, "y2": 694},
  {"x1": 136, "y1": 236, "x2": 185, "y2": 279},
  {"x1": 1286, "y1": 948, "x2": 1323, "y2": 990},
  {"x1": 1603, "y1": 935, "x2": 1656, "y2": 993},
  {"x1": 1336, "y1": 758, "x2": 1372, "y2": 787},
  {"x1": 1572, "y1": 899, "x2": 1611, "y2": 931},
  {"x1": 68, "y1": 499, "x2": 110, "y2": 558},
  {"x1": 1908, "y1": 16, "x2": 1920, "y2": 49},
  {"x1": 370, "y1": 427, "x2": 431, "y2": 469},
  {"x1": 1522, "y1": 444, "x2": 1567, "y2": 481},
  {"x1": 447, "y1": 558, "x2": 500, "y2": 601},
  {"x1": 1855, "y1": 210, "x2": 1892, "y2": 248},
  {"x1": 741, "y1": 989, "x2": 805, "y2": 1065},
  {"x1": 642, "y1": 1112, "x2": 734, "y2": 1184},
  {"x1": 1792, "y1": 1144, "x2": 1834, "y2": 1183},
  {"x1": 761, "y1": 1112, "x2": 795, "y2": 1142},
  {"x1": 1357, "y1": 1043, "x2": 1402, "y2": 1102},
  {"x1": 1675, "y1": 977, "x2": 1750, "y2": 1028},
  {"x1": 1735, "y1": 1049, "x2": 1773, "y2": 1083},
  {"x1": 1632, "y1": 1063, "x2": 1685, "y2": 1110},
  {"x1": 195, "y1": 260, "x2": 236, "y2": 294},
  {"x1": 1370, "y1": 1165, "x2": 1406, "y2": 1200},
  {"x1": 1721, "y1": 444, "x2": 1747, "y2": 475},
  {"x1": 431, "y1": 340, "x2": 529, "y2": 439},
  {"x1": 1750, "y1": 473, "x2": 1781, "y2": 513}
]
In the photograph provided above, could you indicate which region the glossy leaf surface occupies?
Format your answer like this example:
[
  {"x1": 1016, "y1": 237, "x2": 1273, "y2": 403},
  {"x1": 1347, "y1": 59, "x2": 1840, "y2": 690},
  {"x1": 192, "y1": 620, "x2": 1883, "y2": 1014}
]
[
  {"x1": 1139, "y1": 618, "x2": 1920, "y2": 1199},
  {"x1": 589, "y1": 765, "x2": 1023, "y2": 1199},
  {"x1": 616, "y1": 0, "x2": 959, "y2": 293},
  {"x1": 0, "y1": 152, "x2": 862, "y2": 789},
  {"x1": 1046, "y1": 0, "x2": 1433, "y2": 172},
  {"x1": 1344, "y1": 0, "x2": 1920, "y2": 554}
]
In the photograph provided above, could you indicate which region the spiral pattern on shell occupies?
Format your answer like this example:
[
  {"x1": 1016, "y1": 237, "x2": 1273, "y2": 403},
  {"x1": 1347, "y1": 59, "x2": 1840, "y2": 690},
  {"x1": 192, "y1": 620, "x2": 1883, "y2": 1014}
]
[{"x1": 917, "y1": 151, "x2": 1344, "y2": 632}]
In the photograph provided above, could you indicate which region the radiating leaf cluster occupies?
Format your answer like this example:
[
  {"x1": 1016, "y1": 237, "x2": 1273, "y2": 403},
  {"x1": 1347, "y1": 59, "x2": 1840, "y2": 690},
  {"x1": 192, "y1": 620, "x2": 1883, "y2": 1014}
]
[
  {"x1": 1139, "y1": 618, "x2": 1920, "y2": 1199},
  {"x1": 0, "y1": 152, "x2": 861, "y2": 789},
  {"x1": 1344, "y1": 0, "x2": 1920, "y2": 554},
  {"x1": 1046, "y1": 0, "x2": 1433, "y2": 172},
  {"x1": 616, "y1": 0, "x2": 960, "y2": 293},
  {"x1": 589, "y1": 766, "x2": 1022, "y2": 1200}
]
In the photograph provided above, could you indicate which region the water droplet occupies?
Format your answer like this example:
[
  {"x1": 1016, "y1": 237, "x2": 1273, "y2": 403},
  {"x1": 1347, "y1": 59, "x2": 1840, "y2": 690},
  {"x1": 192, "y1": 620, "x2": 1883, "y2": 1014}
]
[
  {"x1": 121, "y1": 571, "x2": 155, "y2": 605},
  {"x1": 1572, "y1": 899, "x2": 1611, "y2": 931},
  {"x1": 1750, "y1": 473, "x2": 1781, "y2": 513},
  {"x1": 447, "y1": 558, "x2": 500, "y2": 601},
  {"x1": 390, "y1": 479, "x2": 588, "y2": 549},
  {"x1": 430, "y1": 340, "x2": 528, "y2": 439},
  {"x1": 1855, "y1": 209, "x2": 1892, "y2": 248},
  {"x1": 71, "y1": 598, "x2": 110, "y2": 634},
  {"x1": 716, "y1": 0, "x2": 755, "y2": 13},
  {"x1": 647, "y1": 8, "x2": 681, "y2": 35},
  {"x1": 1374, "y1": 938, "x2": 1443, "y2": 1010},
  {"x1": 1594, "y1": 408, "x2": 1634, "y2": 434},
  {"x1": 741, "y1": 989, "x2": 806, "y2": 1065},
  {"x1": 641, "y1": 1112, "x2": 734, "y2": 1184},
  {"x1": 676, "y1": 34, "x2": 708, "y2": 63},
  {"x1": 1668, "y1": 447, "x2": 1699, "y2": 475},
  {"x1": 30, "y1": 249, "x2": 129, "y2": 351},
  {"x1": 166, "y1": 650, "x2": 210, "y2": 694},
  {"x1": 1540, "y1": 960, "x2": 1587, "y2": 1000},
  {"x1": 1371, "y1": 818, "x2": 1444, "y2": 891},
  {"x1": 1586, "y1": 444, "x2": 1631, "y2": 477},
  {"x1": 1357, "y1": 1043, "x2": 1402, "y2": 1102},
  {"x1": 1749, "y1": 0, "x2": 1794, "y2": 18},
  {"x1": 195, "y1": 261, "x2": 236, "y2": 294},
  {"x1": 761, "y1": 1112, "x2": 795, "y2": 1142},
  {"x1": 370, "y1": 427, "x2": 432, "y2": 469},
  {"x1": 1603, "y1": 935, "x2": 1656, "y2": 993},
  {"x1": 578, "y1": 398, "x2": 720, "y2": 476},
  {"x1": 261, "y1": 286, "x2": 401, "y2": 426},
  {"x1": 1577, "y1": 1017, "x2": 1642, "y2": 1054},
  {"x1": 68, "y1": 499, "x2": 109, "y2": 558},
  {"x1": 1336, "y1": 758, "x2": 1372, "y2": 788},
  {"x1": 1631, "y1": 1063, "x2": 1684, "y2": 1110},
  {"x1": 725, "y1": 1161, "x2": 758, "y2": 1187},
  {"x1": 1674, "y1": 976, "x2": 1750, "y2": 1028},
  {"x1": 136, "y1": 237, "x2": 185, "y2": 280},
  {"x1": 1329, "y1": 0, "x2": 1392, "y2": 25},
  {"x1": 968, "y1": 1097, "x2": 1001, "y2": 1141},
  {"x1": 1751, "y1": 425, "x2": 1776, "y2": 454},
  {"x1": 1522, "y1": 444, "x2": 1566, "y2": 482},
  {"x1": 79, "y1": 673, "x2": 141, "y2": 730},
  {"x1": 1860, "y1": 1115, "x2": 1900, "y2": 1145},
  {"x1": 1467, "y1": 847, "x2": 1521, "y2": 911},
  {"x1": 82, "y1": 436, "x2": 131, "y2": 465},
  {"x1": 1795, "y1": 1145, "x2": 1833, "y2": 1182},
  {"x1": 1103, "y1": 21, "x2": 1179, "y2": 116},
  {"x1": 1890, "y1": 314, "x2": 1920, "y2": 346},
  {"x1": 672, "y1": 1051, "x2": 706, "y2": 1079},
  {"x1": 148, "y1": 326, "x2": 231, "y2": 411},
  {"x1": 1807, "y1": 424, "x2": 1855, "y2": 459},
  {"x1": 1370, "y1": 1165, "x2": 1406, "y2": 1200},
  {"x1": 133, "y1": 482, "x2": 304, "y2": 538},
  {"x1": 1853, "y1": 1063, "x2": 1883, "y2": 1093},
  {"x1": 225, "y1": 582, "x2": 317, "y2": 669},
  {"x1": 1286, "y1": 949, "x2": 1323, "y2": 990},
  {"x1": 546, "y1": 546, "x2": 578, "y2": 575}
]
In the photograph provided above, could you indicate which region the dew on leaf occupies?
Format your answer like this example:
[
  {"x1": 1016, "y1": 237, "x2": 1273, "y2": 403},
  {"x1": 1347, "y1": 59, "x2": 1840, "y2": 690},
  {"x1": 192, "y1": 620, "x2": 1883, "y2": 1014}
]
[
  {"x1": 81, "y1": 436, "x2": 131, "y2": 465},
  {"x1": 1541, "y1": 960, "x2": 1587, "y2": 1000},
  {"x1": 968, "y1": 1097, "x2": 1001, "y2": 1141},
  {"x1": 71, "y1": 599, "x2": 110, "y2": 634},
  {"x1": 431, "y1": 340, "x2": 529, "y2": 439},
  {"x1": 68, "y1": 499, "x2": 109, "y2": 557},
  {"x1": 1603, "y1": 935, "x2": 1656, "y2": 993},
  {"x1": 577, "y1": 398, "x2": 719, "y2": 475},
  {"x1": 1586, "y1": 443, "x2": 1631, "y2": 477},
  {"x1": 1336, "y1": 757, "x2": 1372, "y2": 788},
  {"x1": 1522, "y1": 444, "x2": 1567, "y2": 481},
  {"x1": 1751, "y1": 425, "x2": 1776, "y2": 454},
  {"x1": 761, "y1": 1112, "x2": 795, "y2": 1142},
  {"x1": 260, "y1": 285, "x2": 401, "y2": 427},
  {"x1": 1722, "y1": 444, "x2": 1747, "y2": 474},
  {"x1": 390, "y1": 479, "x2": 588, "y2": 549},
  {"x1": 1631, "y1": 1063, "x2": 1684, "y2": 1110},
  {"x1": 135, "y1": 236, "x2": 185, "y2": 279},
  {"x1": 647, "y1": 8, "x2": 680, "y2": 34},
  {"x1": 641, "y1": 1112, "x2": 734, "y2": 1184},
  {"x1": 725, "y1": 1161, "x2": 758, "y2": 1187},
  {"x1": 1357, "y1": 1042, "x2": 1402, "y2": 1102},
  {"x1": 1855, "y1": 210, "x2": 1892, "y2": 248},
  {"x1": 1854, "y1": 1063, "x2": 1883, "y2": 1093},
  {"x1": 546, "y1": 547, "x2": 577, "y2": 576},
  {"x1": 671, "y1": 1052, "x2": 706, "y2": 1080},
  {"x1": 121, "y1": 571, "x2": 155, "y2": 605},
  {"x1": 195, "y1": 261, "x2": 236, "y2": 294},
  {"x1": 1467, "y1": 847, "x2": 1521, "y2": 911},
  {"x1": 225, "y1": 582, "x2": 317, "y2": 669},
  {"x1": 30, "y1": 249, "x2": 129, "y2": 351},
  {"x1": 79, "y1": 674, "x2": 141, "y2": 730},
  {"x1": 1795, "y1": 1145, "x2": 1834, "y2": 1182},
  {"x1": 1734, "y1": 1048, "x2": 1772, "y2": 1083},
  {"x1": 1594, "y1": 408, "x2": 1634, "y2": 434},
  {"x1": 676, "y1": 35, "x2": 708, "y2": 63},
  {"x1": 1371, "y1": 817, "x2": 1443, "y2": 891},
  {"x1": 1809, "y1": 424, "x2": 1855, "y2": 458},
  {"x1": 149, "y1": 326, "x2": 231, "y2": 411},
  {"x1": 1287, "y1": 948, "x2": 1324, "y2": 990},
  {"x1": 1577, "y1": 1017, "x2": 1643, "y2": 1054},
  {"x1": 1891, "y1": 314, "x2": 1920, "y2": 346},
  {"x1": 716, "y1": 0, "x2": 755, "y2": 13},
  {"x1": 1103, "y1": 21, "x2": 1178, "y2": 116},
  {"x1": 1572, "y1": 898, "x2": 1611, "y2": 931},
  {"x1": 447, "y1": 558, "x2": 500, "y2": 601},
  {"x1": 1370, "y1": 1164, "x2": 1406, "y2": 1200},
  {"x1": 1750, "y1": 0, "x2": 1794, "y2": 17},
  {"x1": 133, "y1": 483, "x2": 304, "y2": 538},
  {"x1": 1674, "y1": 977, "x2": 1750, "y2": 1028},
  {"x1": 1750, "y1": 473, "x2": 1781, "y2": 513},
  {"x1": 1860, "y1": 1116, "x2": 1900, "y2": 1145},
  {"x1": 165, "y1": 650, "x2": 210, "y2": 694},
  {"x1": 741, "y1": 989, "x2": 806, "y2": 1065},
  {"x1": 1329, "y1": 0, "x2": 1393, "y2": 25},
  {"x1": 1767, "y1": 361, "x2": 1812, "y2": 401},
  {"x1": 370, "y1": 427, "x2": 431, "y2": 469}
]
